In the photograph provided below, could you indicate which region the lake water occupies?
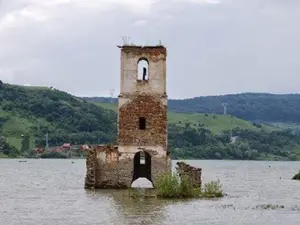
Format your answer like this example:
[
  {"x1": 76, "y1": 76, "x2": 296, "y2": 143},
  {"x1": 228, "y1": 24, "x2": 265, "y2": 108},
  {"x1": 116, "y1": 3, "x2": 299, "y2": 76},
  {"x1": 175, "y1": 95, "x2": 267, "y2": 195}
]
[{"x1": 0, "y1": 159, "x2": 300, "y2": 225}]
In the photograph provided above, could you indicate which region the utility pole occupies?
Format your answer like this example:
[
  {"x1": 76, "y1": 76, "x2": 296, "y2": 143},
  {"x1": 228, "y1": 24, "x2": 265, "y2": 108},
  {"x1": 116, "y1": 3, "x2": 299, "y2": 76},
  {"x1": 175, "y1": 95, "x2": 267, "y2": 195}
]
[
  {"x1": 230, "y1": 121, "x2": 233, "y2": 139},
  {"x1": 109, "y1": 88, "x2": 115, "y2": 103},
  {"x1": 222, "y1": 102, "x2": 228, "y2": 115},
  {"x1": 45, "y1": 133, "x2": 49, "y2": 150}
]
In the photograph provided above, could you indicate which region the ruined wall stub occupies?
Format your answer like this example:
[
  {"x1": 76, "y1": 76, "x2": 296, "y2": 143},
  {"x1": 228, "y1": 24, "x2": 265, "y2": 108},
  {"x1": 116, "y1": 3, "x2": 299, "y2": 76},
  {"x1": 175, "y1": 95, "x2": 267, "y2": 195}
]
[
  {"x1": 176, "y1": 162, "x2": 202, "y2": 188},
  {"x1": 85, "y1": 45, "x2": 171, "y2": 189}
]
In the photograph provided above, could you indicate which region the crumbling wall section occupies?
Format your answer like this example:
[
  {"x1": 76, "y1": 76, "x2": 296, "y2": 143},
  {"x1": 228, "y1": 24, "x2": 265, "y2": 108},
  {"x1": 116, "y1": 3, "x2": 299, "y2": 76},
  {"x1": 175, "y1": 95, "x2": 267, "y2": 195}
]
[
  {"x1": 176, "y1": 162, "x2": 202, "y2": 188},
  {"x1": 119, "y1": 45, "x2": 167, "y2": 61},
  {"x1": 84, "y1": 148, "x2": 96, "y2": 189},
  {"x1": 93, "y1": 145, "x2": 129, "y2": 189}
]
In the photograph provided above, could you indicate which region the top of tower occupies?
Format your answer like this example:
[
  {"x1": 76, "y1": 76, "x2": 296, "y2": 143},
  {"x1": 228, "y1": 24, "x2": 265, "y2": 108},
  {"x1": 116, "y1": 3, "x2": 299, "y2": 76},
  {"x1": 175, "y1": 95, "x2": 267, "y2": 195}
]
[
  {"x1": 117, "y1": 44, "x2": 166, "y2": 49},
  {"x1": 117, "y1": 44, "x2": 167, "y2": 57},
  {"x1": 118, "y1": 37, "x2": 165, "y2": 49}
]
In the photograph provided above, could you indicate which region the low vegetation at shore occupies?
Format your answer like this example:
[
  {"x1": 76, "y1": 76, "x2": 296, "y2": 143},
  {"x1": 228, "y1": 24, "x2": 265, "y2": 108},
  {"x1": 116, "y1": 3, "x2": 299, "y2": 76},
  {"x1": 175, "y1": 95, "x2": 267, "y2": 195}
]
[
  {"x1": 129, "y1": 172, "x2": 224, "y2": 199},
  {"x1": 155, "y1": 172, "x2": 201, "y2": 198}
]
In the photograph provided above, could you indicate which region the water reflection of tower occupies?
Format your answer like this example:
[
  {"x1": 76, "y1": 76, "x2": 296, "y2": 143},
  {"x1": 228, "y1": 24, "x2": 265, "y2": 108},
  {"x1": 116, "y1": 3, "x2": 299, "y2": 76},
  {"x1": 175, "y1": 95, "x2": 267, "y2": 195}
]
[{"x1": 84, "y1": 189, "x2": 169, "y2": 225}]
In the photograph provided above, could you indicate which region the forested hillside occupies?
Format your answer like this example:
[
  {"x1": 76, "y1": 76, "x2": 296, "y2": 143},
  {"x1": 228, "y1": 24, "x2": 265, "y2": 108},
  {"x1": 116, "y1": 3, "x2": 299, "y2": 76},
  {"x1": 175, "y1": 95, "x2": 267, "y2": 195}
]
[
  {"x1": 84, "y1": 93, "x2": 300, "y2": 123},
  {"x1": 0, "y1": 83, "x2": 117, "y2": 157},
  {"x1": 169, "y1": 124, "x2": 300, "y2": 160},
  {"x1": 1, "y1": 83, "x2": 300, "y2": 160}
]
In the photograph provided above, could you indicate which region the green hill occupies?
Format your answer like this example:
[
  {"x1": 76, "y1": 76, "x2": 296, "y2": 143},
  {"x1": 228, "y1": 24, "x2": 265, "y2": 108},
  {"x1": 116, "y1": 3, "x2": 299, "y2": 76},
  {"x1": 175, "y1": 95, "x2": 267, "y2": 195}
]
[
  {"x1": 0, "y1": 83, "x2": 117, "y2": 155},
  {"x1": 1, "y1": 83, "x2": 300, "y2": 160},
  {"x1": 95, "y1": 102, "x2": 117, "y2": 111}
]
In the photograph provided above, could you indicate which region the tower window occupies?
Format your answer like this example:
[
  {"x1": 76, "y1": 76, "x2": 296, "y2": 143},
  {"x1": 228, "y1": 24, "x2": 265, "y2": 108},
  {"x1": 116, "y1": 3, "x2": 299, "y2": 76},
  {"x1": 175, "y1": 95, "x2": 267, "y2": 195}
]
[
  {"x1": 138, "y1": 58, "x2": 149, "y2": 80},
  {"x1": 139, "y1": 117, "x2": 146, "y2": 130}
]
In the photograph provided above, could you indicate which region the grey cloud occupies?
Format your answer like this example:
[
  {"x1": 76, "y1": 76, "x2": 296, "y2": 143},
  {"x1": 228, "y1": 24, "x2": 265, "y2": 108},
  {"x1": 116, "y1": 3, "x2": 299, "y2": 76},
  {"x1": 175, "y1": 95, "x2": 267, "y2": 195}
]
[{"x1": 0, "y1": 0, "x2": 300, "y2": 99}]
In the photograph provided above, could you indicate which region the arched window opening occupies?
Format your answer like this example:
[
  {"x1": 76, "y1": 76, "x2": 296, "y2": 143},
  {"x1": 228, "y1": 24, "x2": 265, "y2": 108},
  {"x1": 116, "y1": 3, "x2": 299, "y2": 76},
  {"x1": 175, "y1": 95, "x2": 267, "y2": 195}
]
[
  {"x1": 138, "y1": 58, "x2": 149, "y2": 80},
  {"x1": 139, "y1": 117, "x2": 146, "y2": 130}
]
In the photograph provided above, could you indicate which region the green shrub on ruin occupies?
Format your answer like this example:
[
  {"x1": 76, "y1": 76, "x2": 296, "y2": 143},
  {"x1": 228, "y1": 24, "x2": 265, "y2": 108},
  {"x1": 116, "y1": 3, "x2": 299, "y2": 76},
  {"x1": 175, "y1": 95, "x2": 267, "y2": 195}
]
[
  {"x1": 155, "y1": 172, "x2": 224, "y2": 199},
  {"x1": 155, "y1": 172, "x2": 181, "y2": 198},
  {"x1": 155, "y1": 172, "x2": 200, "y2": 198}
]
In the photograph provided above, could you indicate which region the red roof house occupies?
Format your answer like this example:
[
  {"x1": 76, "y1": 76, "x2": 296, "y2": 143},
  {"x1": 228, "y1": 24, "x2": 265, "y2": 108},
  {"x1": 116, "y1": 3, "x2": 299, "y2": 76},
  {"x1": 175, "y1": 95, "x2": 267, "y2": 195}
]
[{"x1": 62, "y1": 143, "x2": 72, "y2": 149}]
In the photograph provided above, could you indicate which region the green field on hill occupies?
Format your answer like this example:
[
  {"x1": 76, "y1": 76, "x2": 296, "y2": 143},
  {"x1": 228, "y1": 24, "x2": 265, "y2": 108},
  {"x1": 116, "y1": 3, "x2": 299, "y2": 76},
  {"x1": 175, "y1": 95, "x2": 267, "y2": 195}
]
[
  {"x1": 94, "y1": 102, "x2": 276, "y2": 133},
  {"x1": 0, "y1": 113, "x2": 36, "y2": 151}
]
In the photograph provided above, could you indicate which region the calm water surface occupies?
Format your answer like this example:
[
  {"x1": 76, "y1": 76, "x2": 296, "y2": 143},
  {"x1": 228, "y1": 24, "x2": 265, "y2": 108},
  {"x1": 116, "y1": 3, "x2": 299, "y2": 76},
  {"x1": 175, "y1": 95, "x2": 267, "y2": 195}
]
[{"x1": 1, "y1": 159, "x2": 300, "y2": 225}]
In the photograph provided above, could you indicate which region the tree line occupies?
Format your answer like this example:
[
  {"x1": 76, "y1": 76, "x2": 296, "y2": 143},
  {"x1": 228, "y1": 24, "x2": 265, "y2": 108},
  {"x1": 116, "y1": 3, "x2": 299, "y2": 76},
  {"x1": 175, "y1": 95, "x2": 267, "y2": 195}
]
[{"x1": 169, "y1": 123, "x2": 300, "y2": 160}]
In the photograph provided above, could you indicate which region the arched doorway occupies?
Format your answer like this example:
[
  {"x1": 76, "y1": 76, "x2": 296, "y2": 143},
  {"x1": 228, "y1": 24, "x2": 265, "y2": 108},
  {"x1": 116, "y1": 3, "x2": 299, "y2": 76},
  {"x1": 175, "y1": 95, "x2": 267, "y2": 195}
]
[{"x1": 131, "y1": 151, "x2": 153, "y2": 188}]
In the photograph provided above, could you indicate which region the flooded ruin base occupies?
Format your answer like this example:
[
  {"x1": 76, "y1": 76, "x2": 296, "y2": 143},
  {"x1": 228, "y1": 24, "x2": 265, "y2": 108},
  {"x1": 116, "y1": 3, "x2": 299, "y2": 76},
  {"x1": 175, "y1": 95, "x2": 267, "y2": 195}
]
[
  {"x1": 84, "y1": 145, "x2": 172, "y2": 189},
  {"x1": 84, "y1": 146, "x2": 214, "y2": 199}
]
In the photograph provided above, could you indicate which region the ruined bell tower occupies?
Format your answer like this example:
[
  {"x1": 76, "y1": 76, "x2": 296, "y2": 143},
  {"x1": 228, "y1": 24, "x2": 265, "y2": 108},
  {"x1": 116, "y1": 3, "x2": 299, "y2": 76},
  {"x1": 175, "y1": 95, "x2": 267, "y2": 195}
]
[
  {"x1": 117, "y1": 44, "x2": 170, "y2": 186},
  {"x1": 117, "y1": 45, "x2": 167, "y2": 152},
  {"x1": 84, "y1": 44, "x2": 171, "y2": 189}
]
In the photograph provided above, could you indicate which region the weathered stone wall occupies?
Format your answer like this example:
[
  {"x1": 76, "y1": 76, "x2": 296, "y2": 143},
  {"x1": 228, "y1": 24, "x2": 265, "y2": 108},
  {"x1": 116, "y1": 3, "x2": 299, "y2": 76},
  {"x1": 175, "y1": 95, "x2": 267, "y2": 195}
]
[
  {"x1": 93, "y1": 145, "x2": 126, "y2": 189},
  {"x1": 176, "y1": 162, "x2": 202, "y2": 188},
  {"x1": 84, "y1": 148, "x2": 96, "y2": 189},
  {"x1": 151, "y1": 153, "x2": 172, "y2": 187},
  {"x1": 119, "y1": 45, "x2": 167, "y2": 96},
  {"x1": 118, "y1": 95, "x2": 167, "y2": 148}
]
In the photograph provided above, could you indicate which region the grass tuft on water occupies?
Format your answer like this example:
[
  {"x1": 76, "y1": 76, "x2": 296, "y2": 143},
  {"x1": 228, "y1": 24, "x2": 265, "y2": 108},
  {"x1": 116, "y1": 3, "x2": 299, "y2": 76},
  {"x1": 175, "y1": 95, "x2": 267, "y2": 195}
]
[
  {"x1": 155, "y1": 172, "x2": 224, "y2": 199},
  {"x1": 203, "y1": 180, "x2": 224, "y2": 198}
]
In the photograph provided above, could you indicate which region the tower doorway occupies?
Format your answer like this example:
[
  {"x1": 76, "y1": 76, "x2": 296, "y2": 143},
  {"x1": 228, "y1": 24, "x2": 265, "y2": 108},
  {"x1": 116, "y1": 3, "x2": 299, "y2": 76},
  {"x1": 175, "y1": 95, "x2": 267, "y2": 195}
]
[{"x1": 131, "y1": 151, "x2": 153, "y2": 188}]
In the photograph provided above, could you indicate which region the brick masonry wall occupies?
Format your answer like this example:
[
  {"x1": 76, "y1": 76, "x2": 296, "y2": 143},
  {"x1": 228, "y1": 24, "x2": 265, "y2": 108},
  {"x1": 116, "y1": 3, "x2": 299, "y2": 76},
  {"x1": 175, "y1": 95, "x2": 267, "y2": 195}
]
[{"x1": 118, "y1": 95, "x2": 167, "y2": 148}]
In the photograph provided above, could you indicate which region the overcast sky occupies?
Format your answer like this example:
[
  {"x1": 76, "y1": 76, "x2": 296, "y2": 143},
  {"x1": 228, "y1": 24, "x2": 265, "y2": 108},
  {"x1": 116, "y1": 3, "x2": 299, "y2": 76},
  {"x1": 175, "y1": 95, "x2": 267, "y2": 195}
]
[{"x1": 0, "y1": 0, "x2": 300, "y2": 99}]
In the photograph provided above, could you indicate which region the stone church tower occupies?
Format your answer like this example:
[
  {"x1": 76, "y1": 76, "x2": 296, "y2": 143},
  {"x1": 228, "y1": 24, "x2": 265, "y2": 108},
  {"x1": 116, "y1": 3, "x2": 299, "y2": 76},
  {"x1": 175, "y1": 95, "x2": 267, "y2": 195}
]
[
  {"x1": 85, "y1": 44, "x2": 171, "y2": 189},
  {"x1": 117, "y1": 45, "x2": 170, "y2": 185}
]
